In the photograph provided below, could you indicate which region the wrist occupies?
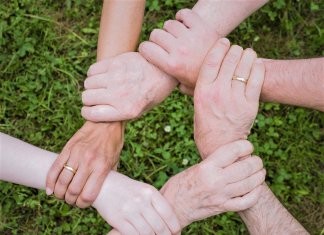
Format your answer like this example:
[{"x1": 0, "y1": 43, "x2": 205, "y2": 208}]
[{"x1": 161, "y1": 177, "x2": 190, "y2": 229}]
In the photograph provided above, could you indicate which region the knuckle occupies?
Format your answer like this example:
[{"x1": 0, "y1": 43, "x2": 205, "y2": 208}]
[
  {"x1": 243, "y1": 161, "x2": 254, "y2": 176},
  {"x1": 58, "y1": 176, "x2": 70, "y2": 186},
  {"x1": 80, "y1": 191, "x2": 96, "y2": 204},
  {"x1": 163, "y1": 20, "x2": 173, "y2": 29},
  {"x1": 167, "y1": 58, "x2": 182, "y2": 72},
  {"x1": 67, "y1": 186, "x2": 80, "y2": 196}
]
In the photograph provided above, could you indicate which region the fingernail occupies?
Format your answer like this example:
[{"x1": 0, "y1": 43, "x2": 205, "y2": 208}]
[
  {"x1": 220, "y1": 38, "x2": 230, "y2": 45},
  {"x1": 46, "y1": 187, "x2": 53, "y2": 195}
]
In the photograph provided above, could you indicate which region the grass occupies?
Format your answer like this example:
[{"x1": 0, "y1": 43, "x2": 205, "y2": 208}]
[{"x1": 0, "y1": 0, "x2": 323, "y2": 234}]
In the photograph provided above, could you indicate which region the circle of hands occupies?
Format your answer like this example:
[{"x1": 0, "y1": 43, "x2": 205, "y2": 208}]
[{"x1": 47, "y1": 9, "x2": 267, "y2": 235}]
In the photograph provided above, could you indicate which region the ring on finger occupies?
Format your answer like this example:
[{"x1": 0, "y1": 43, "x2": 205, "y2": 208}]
[
  {"x1": 63, "y1": 164, "x2": 77, "y2": 175},
  {"x1": 232, "y1": 75, "x2": 248, "y2": 84}
]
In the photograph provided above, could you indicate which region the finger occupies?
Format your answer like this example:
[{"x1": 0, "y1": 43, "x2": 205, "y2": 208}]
[
  {"x1": 152, "y1": 192, "x2": 181, "y2": 234},
  {"x1": 82, "y1": 89, "x2": 114, "y2": 106},
  {"x1": 163, "y1": 20, "x2": 188, "y2": 38},
  {"x1": 245, "y1": 59, "x2": 266, "y2": 102},
  {"x1": 107, "y1": 229, "x2": 122, "y2": 235},
  {"x1": 223, "y1": 156, "x2": 264, "y2": 183},
  {"x1": 196, "y1": 38, "x2": 231, "y2": 86},
  {"x1": 216, "y1": 45, "x2": 243, "y2": 88},
  {"x1": 84, "y1": 73, "x2": 116, "y2": 89},
  {"x1": 139, "y1": 41, "x2": 169, "y2": 72},
  {"x1": 223, "y1": 185, "x2": 263, "y2": 211},
  {"x1": 54, "y1": 156, "x2": 79, "y2": 200},
  {"x1": 225, "y1": 168, "x2": 266, "y2": 197},
  {"x1": 232, "y1": 48, "x2": 257, "y2": 98},
  {"x1": 202, "y1": 140, "x2": 254, "y2": 168},
  {"x1": 116, "y1": 220, "x2": 139, "y2": 235},
  {"x1": 142, "y1": 207, "x2": 171, "y2": 235},
  {"x1": 127, "y1": 215, "x2": 154, "y2": 235},
  {"x1": 149, "y1": 29, "x2": 175, "y2": 53},
  {"x1": 81, "y1": 105, "x2": 122, "y2": 122},
  {"x1": 87, "y1": 59, "x2": 112, "y2": 76},
  {"x1": 65, "y1": 164, "x2": 91, "y2": 205},
  {"x1": 179, "y1": 84, "x2": 194, "y2": 96},
  {"x1": 76, "y1": 167, "x2": 109, "y2": 208},
  {"x1": 46, "y1": 147, "x2": 71, "y2": 195},
  {"x1": 175, "y1": 8, "x2": 203, "y2": 29}
]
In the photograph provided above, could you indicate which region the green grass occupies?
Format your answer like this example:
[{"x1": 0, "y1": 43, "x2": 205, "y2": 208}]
[{"x1": 0, "y1": 0, "x2": 323, "y2": 234}]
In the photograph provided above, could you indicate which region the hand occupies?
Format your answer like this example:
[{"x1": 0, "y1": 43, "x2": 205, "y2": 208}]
[
  {"x1": 194, "y1": 39, "x2": 265, "y2": 158},
  {"x1": 46, "y1": 121, "x2": 124, "y2": 208},
  {"x1": 81, "y1": 52, "x2": 178, "y2": 122},
  {"x1": 93, "y1": 171, "x2": 181, "y2": 235},
  {"x1": 139, "y1": 9, "x2": 219, "y2": 93},
  {"x1": 161, "y1": 140, "x2": 265, "y2": 228}
]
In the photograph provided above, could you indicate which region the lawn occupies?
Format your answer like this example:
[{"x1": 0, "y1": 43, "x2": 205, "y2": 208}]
[{"x1": 0, "y1": 0, "x2": 323, "y2": 234}]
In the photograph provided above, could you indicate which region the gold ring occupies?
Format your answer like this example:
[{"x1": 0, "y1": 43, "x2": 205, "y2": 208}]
[
  {"x1": 232, "y1": 75, "x2": 248, "y2": 84},
  {"x1": 63, "y1": 164, "x2": 77, "y2": 174}
]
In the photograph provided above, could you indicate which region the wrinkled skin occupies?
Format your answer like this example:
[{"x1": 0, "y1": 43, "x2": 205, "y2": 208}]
[
  {"x1": 93, "y1": 171, "x2": 181, "y2": 235},
  {"x1": 107, "y1": 140, "x2": 265, "y2": 234},
  {"x1": 139, "y1": 9, "x2": 219, "y2": 94},
  {"x1": 81, "y1": 52, "x2": 178, "y2": 122},
  {"x1": 46, "y1": 121, "x2": 124, "y2": 208},
  {"x1": 194, "y1": 39, "x2": 265, "y2": 158}
]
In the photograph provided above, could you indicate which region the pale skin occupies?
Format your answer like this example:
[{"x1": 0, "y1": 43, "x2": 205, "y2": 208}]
[
  {"x1": 76, "y1": 0, "x2": 315, "y2": 233},
  {"x1": 192, "y1": 40, "x2": 309, "y2": 234},
  {"x1": 1, "y1": 134, "x2": 264, "y2": 234},
  {"x1": 46, "y1": 0, "x2": 146, "y2": 208},
  {"x1": 81, "y1": 2, "x2": 323, "y2": 122},
  {"x1": 0, "y1": 132, "x2": 180, "y2": 235}
]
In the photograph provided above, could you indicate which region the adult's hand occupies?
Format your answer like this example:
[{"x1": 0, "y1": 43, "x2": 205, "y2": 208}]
[
  {"x1": 139, "y1": 9, "x2": 219, "y2": 94},
  {"x1": 46, "y1": 121, "x2": 124, "y2": 208},
  {"x1": 93, "y1": 171, "x2": 181, "y2": 235},
  {"x1": 81, "y1": 52, "x2": 178, "y2": 122},
  {"x1": 194, "y1": 39, "x2": 265, "y2": 158},
  {"x1": 161, "y1": 140, "x2": 266, "y2": 229}
]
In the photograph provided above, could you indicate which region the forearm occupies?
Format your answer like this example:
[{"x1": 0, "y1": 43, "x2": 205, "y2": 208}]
[
  {"x1": 1, "y1": 133, "x2": 56, "y2": 189},
  {"x1": 97, "y1": 0, "x2": 145, "y2": 60},
  {"x1": 0, "y1": 132, "x2": 112, "y2": 207},
  {"x1": 239, "y1": 183, "x2": 309, "y2": 235},
  {"x1": 192, "y1": 0, "x2": 268, "y2": 36},
  {"x1": 261, "y1": 58, "x2": 324, "y2": 111},
  {"x1": 85, "y1": 0, "x2": 146, "y2": 147}
]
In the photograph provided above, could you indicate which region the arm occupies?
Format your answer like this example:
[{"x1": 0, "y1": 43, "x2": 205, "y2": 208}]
[
  {"x1": 97, "y1": 0, "x2": 145, "y2": 60},
  {"x1": 238, "y1": 184, "x2": 309, "y2": 235},
  {"x1": 139, "y1": 1, "x2": 268, "y2": 90},
  {"x1": 81, "y1": 0, "x2": 269, "y2": 122},
  {"x1": 46, "y1": 0, "x2": 146, "y2": 208},
  {"x1": 261, "y1": 58, "x2": 324, "y2": 111},
  {"x1": 139, "y1": 1, "x2": 324, "y2": 112},
  {"x1": 193, "y1": 40, "x2": 309, "y2": 234},
  {"x1": 0, "y1": 132, "x2": 180, "y2": 234},
  {"x1": 192, "y1": 0, "x2": 269, "y2": 36}
]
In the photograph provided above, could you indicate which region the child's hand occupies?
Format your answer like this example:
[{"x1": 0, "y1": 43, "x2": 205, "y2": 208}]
[
  {"x1": 194, "y1": 39, "x2": 265, "y2": 158},
  {"x1": 93, "y1": 171, "x2": 181, "y2": 235},
  {"x1": 81, "y1": 52, "x2": 178, "y2": 122},
  {"x1": 139, "y1": 9, "x2": 219, "y2": 93}
]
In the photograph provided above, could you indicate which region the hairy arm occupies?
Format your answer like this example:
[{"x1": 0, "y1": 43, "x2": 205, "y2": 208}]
[
  {"x1": 239, "y1": 184, "x2": 309, "y2": 235},
  {"x1": 261, "y1": 58, "x2": 324, "y2": 111}
]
